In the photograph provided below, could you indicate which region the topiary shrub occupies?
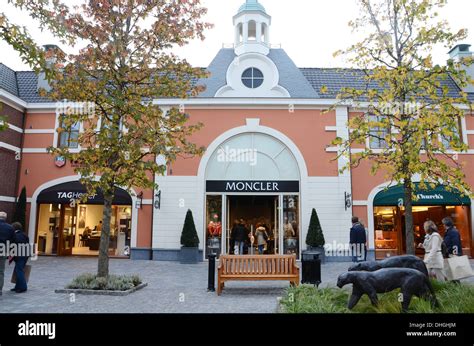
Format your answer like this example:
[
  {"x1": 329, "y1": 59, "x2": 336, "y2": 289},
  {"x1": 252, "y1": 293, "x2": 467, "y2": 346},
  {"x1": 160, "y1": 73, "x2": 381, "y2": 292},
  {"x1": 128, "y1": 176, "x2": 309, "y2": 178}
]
[
  {"x1": 180, "y1": 209, "x2": 199, "y2": 248},
  {"x1": 305, "y1": 208, "x2": 325, "y2": 248},
  {"x1": 13, "y1": 187, "x2": 27, "y2": 228}
]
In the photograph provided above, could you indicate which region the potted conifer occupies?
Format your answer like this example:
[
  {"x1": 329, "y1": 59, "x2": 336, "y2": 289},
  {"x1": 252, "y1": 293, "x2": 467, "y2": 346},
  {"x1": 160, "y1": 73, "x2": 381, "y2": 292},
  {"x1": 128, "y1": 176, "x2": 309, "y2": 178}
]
[
  {"x1": 179, "y1": 210, "x2": 200, "y2": 264},
  {"x1": 305, "y1": 208, "x2": 326, "y2": 263}
]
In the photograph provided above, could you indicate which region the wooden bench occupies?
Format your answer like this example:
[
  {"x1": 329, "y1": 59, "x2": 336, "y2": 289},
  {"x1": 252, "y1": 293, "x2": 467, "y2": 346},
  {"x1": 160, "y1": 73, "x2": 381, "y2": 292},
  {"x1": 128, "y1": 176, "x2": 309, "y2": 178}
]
[{"x1": 217, "y1": 254, "x2": 300, "y2": 295}]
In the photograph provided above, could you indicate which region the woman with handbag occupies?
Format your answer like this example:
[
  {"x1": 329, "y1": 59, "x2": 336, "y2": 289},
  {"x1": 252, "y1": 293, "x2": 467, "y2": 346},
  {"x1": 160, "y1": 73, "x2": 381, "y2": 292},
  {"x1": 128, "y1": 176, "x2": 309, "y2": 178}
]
[{"x1": 422, "y1": 220, "x2": 446, "y2": 281}]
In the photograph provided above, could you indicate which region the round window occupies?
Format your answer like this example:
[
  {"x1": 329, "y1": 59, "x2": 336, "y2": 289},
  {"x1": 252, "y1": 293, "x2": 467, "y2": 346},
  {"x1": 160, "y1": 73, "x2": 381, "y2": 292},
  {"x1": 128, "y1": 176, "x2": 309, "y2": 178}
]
[{"x1": 241, "y1": 68, "x2": 264, "y2": 89}]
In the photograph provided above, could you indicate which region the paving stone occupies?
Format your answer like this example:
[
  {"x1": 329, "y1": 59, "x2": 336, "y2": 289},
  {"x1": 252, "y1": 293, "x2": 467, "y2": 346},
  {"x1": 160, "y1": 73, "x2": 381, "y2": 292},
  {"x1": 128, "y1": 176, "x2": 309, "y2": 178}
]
[{"x1": 0, "y1": 257, "x2": 472, "y2": 313}]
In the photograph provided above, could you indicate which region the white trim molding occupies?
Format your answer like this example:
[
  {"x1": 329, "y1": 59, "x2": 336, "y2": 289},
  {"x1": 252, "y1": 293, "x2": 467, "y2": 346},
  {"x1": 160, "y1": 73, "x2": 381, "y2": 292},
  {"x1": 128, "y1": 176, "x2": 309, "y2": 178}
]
[
  {"x1": 0, "y1": 142, "x2": 21, "y2": 153},
  {"x1": 0, "y1": 196, "x2": 16, "y2": 203},
  {"x1": 353, "y1": 200, "x2": 368, "y2": 206},
  {"x1": 7, "y1": 123, "x2": 23, "y2": 133},
  {"x1": 24, "y1": 129, "x2": 55, "y2": 134},
  {"x1": 325, "y1": 126, "x2": 337, "y2": 132},
  {"x1": 22, "y1": 148, "x2": 49, "y2": 153}
]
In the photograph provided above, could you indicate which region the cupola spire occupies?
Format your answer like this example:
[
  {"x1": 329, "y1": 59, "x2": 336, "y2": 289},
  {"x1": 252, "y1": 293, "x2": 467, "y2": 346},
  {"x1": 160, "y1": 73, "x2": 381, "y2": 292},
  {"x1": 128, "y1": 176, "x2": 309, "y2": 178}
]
[{"x1": 233, "y1": 0, "x2": 271, "y2": 56}]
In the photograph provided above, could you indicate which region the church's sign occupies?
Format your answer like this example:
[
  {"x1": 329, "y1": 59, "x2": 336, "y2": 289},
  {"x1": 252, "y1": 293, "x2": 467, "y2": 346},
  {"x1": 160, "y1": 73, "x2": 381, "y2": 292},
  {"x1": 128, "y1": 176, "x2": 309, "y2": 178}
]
[{"x1": 206, "y1": 181, "x2": 299, "y2": 193}]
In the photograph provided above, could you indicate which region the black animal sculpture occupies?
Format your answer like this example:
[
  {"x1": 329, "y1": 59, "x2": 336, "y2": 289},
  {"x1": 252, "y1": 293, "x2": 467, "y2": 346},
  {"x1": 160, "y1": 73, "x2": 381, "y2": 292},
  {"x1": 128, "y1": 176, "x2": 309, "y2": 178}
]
[
  {"x1": 348, "y1": 255, "x2": 429, "y2": 277},
  {"x1": 337, "y1": 268, "x2": 438, "y2": 312}
]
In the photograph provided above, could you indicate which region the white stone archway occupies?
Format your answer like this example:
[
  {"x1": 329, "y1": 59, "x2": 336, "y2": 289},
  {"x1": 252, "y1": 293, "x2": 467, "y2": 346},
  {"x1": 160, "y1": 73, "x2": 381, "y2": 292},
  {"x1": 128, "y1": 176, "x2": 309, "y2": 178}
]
[
  {"x1": 28, "y1": 175, "x2": 138, "y2": 248},
  {"x1": 196, "y1": 118, "x2": 309, "y2": 254}
]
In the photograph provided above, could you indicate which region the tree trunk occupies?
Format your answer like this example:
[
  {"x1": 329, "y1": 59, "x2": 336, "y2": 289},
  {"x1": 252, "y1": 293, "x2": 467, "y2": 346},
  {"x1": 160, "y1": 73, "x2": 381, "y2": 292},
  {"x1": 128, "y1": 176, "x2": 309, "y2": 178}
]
[
  {"x1": 98, "y1": 193, "x2": 113, "y2": 278},
  {"x1": 403, "y1": 179, "x2": 415, "y2": 255}
]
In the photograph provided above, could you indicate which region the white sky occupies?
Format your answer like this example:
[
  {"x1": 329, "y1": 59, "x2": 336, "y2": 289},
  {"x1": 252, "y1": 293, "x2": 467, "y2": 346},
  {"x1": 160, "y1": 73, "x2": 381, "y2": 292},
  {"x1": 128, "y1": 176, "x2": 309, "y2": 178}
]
[{"x1": 1, "y1": 0, "x2": 474, "y2": 71}]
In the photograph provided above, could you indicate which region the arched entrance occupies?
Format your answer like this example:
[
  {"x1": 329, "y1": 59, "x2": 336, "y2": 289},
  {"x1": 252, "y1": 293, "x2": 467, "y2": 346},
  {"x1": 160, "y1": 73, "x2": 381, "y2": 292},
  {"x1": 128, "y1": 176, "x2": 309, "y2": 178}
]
[
  {"x1": 29, "y1": 176, "x2": 137, "y2": 257},
  {"x1": 201, "y1": 127, "x2": 305, "y2": 259}
]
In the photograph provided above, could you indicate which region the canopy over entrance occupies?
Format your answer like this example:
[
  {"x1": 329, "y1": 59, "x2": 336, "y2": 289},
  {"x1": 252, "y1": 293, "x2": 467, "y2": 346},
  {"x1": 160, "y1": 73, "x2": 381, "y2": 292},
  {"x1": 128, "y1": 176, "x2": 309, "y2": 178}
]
[
  {"x1": 37, "y1": 181, "x2": 132, "y2": 205},
  {"x1": 374, "y1": 184, "x2": 471, "y2": 206}
]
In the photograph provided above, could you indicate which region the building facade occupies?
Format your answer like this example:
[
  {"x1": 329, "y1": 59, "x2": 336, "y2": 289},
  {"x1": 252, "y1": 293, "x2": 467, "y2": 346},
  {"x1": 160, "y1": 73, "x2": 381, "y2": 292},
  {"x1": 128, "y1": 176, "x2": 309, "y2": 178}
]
[{"x1": 0, "y1": 0, "x2": 473, "y2": 261}]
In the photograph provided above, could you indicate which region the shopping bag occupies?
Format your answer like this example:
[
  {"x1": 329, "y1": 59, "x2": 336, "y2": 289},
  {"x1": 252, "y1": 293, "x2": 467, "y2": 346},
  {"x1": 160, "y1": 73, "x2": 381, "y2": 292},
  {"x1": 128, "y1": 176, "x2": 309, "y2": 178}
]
[
  {"x1": 444, "y1": 256, "x2": 473, "y2": 281},
  {"x1": 11, "y1": 264, "x2": 32, "y2": 284}
]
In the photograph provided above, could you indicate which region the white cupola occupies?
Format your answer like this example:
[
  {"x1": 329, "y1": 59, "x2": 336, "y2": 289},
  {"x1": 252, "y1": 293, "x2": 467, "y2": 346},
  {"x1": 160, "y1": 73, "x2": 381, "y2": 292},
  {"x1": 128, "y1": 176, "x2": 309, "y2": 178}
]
[{"x1": 233, "y1": 0, "x2": 271, "y2": 56}]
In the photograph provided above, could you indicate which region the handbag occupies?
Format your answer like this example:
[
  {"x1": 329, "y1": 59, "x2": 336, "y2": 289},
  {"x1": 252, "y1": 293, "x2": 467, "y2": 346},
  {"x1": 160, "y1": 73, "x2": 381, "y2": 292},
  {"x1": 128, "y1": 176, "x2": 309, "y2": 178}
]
[
  {"x1": 444, "y1": 255, "x2": 473, "y2": 281},
  {"x1": 11, "y1": 264, "x2": 32, "y2": 284}
]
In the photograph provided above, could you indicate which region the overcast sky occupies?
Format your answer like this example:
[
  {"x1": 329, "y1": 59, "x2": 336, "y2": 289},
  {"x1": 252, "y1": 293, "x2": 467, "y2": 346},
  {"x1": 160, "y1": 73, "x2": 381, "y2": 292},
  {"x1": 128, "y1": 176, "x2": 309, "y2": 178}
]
[{"x1": 1, "y1": 0, "x2": 474, "y2": 71}]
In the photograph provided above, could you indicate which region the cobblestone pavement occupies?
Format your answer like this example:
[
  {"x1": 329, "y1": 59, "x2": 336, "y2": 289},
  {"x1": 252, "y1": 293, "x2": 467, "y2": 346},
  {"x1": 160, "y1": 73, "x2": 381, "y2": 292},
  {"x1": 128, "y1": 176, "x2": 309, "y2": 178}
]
[{"x1": 0, "y1": 257, "x2": 472, "y2": 313}]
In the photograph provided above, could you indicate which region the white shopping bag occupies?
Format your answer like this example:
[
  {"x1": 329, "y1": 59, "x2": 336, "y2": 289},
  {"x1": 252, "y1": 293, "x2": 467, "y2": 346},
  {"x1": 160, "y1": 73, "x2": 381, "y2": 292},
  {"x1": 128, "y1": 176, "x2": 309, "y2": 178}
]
[{"x1": 444, "y1": 255, "x2": 474, "y2": 281}]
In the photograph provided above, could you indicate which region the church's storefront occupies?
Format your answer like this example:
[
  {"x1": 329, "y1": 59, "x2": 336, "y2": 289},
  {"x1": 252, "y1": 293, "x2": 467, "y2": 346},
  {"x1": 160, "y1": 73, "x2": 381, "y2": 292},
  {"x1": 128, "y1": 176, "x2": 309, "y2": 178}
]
[{"x1": 372, "y1": 185, "x2": 472, "y2": 259}]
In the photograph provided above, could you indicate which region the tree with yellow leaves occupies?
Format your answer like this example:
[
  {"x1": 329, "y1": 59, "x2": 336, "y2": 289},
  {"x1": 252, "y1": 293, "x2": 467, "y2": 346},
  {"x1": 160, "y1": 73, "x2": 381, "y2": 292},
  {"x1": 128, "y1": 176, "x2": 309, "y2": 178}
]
[{"x1": 332, "y1": 0, "x2": 474, "y2": 255}]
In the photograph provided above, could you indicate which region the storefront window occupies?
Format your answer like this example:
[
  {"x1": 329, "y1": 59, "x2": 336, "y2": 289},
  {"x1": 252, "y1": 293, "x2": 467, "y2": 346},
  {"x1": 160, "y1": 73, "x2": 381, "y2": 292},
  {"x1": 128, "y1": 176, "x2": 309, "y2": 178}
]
[
  {"x1": 374, "y1": 205, "x2": 472, "y2": 259},
  {"x1": 37, "y1": 204, "x2": 61, "y2": 255},
  {"x1": 205, "y1": 195, "x2": 222, "y2": 258},
  {"x1": 283, "y1": 195, "x2": 299, "y2": 258},
  {"x1": 36, "y1": 203, "x2": 132, "y2": 257},
  {"x1": 374, "y1": 207, "x2": 400, "y2": 259}
]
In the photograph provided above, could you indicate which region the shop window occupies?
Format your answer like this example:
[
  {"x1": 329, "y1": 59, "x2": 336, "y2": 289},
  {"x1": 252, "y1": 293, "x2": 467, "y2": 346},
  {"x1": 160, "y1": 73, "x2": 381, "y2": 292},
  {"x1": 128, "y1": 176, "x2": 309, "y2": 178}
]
[
  {"x1": 205, "y1": 195, "x2": 222, "y2": 258},
  {"x1": 374, "y1": 205, "x2": 472, "y2": 259},
  {"x1": 368, "y1": 115, "x2": 390, "y2": 149},
  {"x1": 373, "y1": 207, "x2": 400, "y2": 259},
  {"x1": 36, "y1": 204, "x2": 61, "y2": 255},
  {"x1": 58, "y1": 116, "x2": 80, "y2": 149},
  {"x1": 283, "y1": 195, "x2": 299, "y2": 259}
]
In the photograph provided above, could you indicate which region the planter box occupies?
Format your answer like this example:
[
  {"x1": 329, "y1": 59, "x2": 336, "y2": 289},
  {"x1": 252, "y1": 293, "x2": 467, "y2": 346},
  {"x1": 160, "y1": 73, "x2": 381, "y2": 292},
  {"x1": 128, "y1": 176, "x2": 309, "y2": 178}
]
[
  {"x1": 55, "y1": 283, "x2": 147, "y2": 296},
  {"x1": 179, "y1": 247, "x2": 200, "y2": 264}
]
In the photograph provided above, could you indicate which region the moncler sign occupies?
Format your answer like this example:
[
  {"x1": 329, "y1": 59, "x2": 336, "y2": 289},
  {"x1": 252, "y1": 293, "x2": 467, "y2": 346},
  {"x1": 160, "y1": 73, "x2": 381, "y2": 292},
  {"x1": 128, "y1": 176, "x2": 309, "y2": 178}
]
[{"x1": 206, "y1": 181, "x2": 299, "y2": 193}]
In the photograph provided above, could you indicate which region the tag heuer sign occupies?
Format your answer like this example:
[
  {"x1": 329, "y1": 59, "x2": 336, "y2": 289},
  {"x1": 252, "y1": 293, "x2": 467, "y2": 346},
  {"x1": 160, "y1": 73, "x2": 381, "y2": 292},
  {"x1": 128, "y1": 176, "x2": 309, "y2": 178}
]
[{"x1": 54, "y1": 156, "x2": 66, "y2": 168}]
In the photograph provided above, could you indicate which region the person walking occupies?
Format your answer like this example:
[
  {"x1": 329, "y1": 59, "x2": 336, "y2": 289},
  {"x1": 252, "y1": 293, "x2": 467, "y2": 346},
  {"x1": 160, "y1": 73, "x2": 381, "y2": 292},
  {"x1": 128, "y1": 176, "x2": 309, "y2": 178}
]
[
  {"x1": 423, "y1": 220, "x2": 446, "y2": 281},
  {"x1": 350, "y1": 216, "x2": 367, "y2": 263},
  {"x1": 0, "y1": 211, "x2": 15, "y2": 296},
  {"x1": 442, "y1": 217, "x2": 463, "y2": 256},
  {"x1": 255, "y1": 225, "x2": 268, "y2": 255},
  {"x1": 10, "y1": 222, "x2": 30, "y2": 293},
  {"x1": 232, "y1": 219, "x2": 248, "y2": 255}
]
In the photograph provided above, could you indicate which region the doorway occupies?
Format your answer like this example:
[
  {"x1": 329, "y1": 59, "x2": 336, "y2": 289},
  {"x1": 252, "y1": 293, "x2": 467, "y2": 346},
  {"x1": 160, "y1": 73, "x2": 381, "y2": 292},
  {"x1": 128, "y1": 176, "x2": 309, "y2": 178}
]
[{"x1": 226, "y1": 195, "x2": 279, "y2": 255}]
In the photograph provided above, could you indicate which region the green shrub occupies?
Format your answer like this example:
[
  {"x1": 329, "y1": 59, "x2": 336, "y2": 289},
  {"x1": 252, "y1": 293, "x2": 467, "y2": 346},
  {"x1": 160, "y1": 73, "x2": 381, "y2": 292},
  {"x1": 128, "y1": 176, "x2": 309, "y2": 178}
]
[
  {"x1": 66, "y1": 274, "x2": 142, "y2": 291},
  {"x1": 305, "y1": 208, "x2": 325, "y2": 248},
  {"x1": 281, "y1": 280, "x2": 474, "y2": 313},
  {"x1": 180, "y1": 209, "x2": 199, "y2": 248}
]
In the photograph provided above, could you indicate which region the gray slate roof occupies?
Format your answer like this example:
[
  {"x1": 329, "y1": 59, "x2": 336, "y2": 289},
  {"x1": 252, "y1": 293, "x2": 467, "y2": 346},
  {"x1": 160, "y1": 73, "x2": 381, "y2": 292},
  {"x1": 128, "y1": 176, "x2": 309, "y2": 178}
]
[
  {"x1": 0, "y1": 63, "x2": 19, "y2": 97},
  {"x1": 0, "y1": 51, "x2": 472, "y2": 103},
  {"x1": 300, "y1": 68, "x2": 465, "y2": 101},
  {"x1": 16, "y1": 71, "x2": 50, "y2": 103},
  {"x1": 197, "y1": 48, "x2": 318, "y2": 98}
]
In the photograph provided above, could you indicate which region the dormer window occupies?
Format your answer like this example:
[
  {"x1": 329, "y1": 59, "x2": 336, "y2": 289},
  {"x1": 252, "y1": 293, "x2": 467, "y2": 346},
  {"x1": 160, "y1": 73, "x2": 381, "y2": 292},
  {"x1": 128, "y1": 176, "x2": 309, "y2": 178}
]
[{"x1": 241, "y1": 68, "x2": 264, "y2": 88}]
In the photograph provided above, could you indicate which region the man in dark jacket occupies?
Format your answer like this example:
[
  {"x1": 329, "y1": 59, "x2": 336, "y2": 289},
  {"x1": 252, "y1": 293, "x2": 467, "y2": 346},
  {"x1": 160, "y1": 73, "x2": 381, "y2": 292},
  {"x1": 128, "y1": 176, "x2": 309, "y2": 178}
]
[
  {"x1": 10, "y1": 222, "x2": 29, "y2": 293},
  {"x1": 0, "y1": 211, "x2": 15, "y2": 296},
  {"x1": 232, "y1": 219, "x2": 248, "y2": 255},
  {"x1": 442, "y1": 217, "x2": 463, "y2": 256},
  {"x1": 350, "y1": 216, "x2": 367, "y2": 263}
]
